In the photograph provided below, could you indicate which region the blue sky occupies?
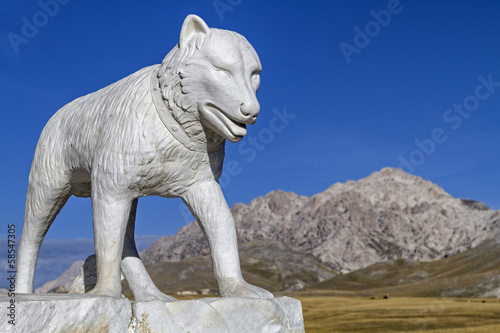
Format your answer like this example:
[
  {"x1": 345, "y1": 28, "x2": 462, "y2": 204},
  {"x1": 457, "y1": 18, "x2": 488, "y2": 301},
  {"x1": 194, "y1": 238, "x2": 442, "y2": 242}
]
[{"x1": 1, "y1": 0, "x2": 499, "y2": 245}]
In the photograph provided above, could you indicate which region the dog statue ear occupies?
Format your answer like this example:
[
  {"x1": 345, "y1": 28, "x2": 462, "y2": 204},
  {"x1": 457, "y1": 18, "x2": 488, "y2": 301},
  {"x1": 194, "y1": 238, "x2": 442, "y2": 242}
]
[{"x1": 179, "y1": 14, "x2": 210, "y2": 47}]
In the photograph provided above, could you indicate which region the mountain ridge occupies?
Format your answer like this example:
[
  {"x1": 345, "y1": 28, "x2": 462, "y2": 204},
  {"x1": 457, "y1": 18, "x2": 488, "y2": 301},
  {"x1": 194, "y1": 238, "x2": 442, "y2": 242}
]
[{"x1": 141, "y1": 167, "x2": 499, "y2": 273}]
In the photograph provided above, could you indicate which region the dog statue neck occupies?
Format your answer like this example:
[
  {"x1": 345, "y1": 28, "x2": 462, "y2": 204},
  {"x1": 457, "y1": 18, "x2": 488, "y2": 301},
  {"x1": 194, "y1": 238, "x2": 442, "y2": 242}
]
[{"x1": 151, "y1": 66, "x2": 225, "y2": 153}]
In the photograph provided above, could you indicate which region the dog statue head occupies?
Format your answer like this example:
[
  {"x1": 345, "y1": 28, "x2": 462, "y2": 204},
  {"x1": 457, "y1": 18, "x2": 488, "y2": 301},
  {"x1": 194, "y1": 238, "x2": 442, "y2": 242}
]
[{"x1": 157, "y1": 15, "x2": 262, "y2": 144}]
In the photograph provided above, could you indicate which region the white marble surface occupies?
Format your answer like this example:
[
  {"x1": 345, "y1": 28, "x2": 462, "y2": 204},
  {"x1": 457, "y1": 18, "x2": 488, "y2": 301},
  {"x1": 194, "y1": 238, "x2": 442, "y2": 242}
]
[
  {"x1": 130, "y1": 296, "x2": 305, "y2": 333},
  {"x1": 0, "y1": 294, "x2": 304, "y2": 333},
  {"x1": 0, "y1": 293, "x2": 131, "y2": 333}
]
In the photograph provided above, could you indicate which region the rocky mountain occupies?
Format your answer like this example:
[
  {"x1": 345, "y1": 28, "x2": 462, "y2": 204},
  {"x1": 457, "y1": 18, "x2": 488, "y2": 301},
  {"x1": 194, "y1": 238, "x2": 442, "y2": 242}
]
[
  {"x1": 141, "y1": 167, "x2": 499, "y2": 273},
  {"x1": 309, "y1": 229, "x2": 500, "y2": 298},
  {"x1": 122, "y1": 239, "x2": 336, "y2": 297},
  {"x1": 35, "y1": 260, "x2": 84, "y2": 293}
]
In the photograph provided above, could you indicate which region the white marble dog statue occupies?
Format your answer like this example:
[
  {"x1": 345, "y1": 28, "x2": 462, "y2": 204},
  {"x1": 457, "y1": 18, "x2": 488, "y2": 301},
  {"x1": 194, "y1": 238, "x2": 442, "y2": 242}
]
[{"x1": 17, "y1": 14, "x2": 272, "y2": 301}]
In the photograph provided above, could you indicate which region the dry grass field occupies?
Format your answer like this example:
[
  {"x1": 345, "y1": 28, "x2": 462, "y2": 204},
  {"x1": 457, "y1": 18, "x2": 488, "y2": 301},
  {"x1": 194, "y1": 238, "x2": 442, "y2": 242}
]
[{"x1": 297, "y1": 296, "x2": 500, "y2": 333}]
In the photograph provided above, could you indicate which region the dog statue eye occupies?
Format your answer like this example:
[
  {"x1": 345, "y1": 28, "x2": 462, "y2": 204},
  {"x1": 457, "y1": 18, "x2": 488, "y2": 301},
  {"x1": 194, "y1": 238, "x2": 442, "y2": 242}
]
[
  {"x1": 251, "y1": 73, "x2": 260, "y2": 89},
  {"x1": 211, "y1": 64, "x2": 231, "y2": 78}
]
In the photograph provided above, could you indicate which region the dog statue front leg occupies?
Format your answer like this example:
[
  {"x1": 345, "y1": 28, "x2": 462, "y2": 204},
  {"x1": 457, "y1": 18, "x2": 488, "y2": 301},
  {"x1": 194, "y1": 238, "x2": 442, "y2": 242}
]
[
  {"x1": 182, "y1": 180, "x2": 273, "y2": 299},
  {"x1": 86, "y1": 190, "x2": 131, "y2": 298}
]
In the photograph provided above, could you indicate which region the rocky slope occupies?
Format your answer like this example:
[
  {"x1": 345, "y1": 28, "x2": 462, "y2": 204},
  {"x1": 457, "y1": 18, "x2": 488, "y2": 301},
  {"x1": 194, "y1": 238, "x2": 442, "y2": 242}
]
[
  {"x1": 141, "y1": 167, "x2": 499, "y2": 273},
  {"x1": 121, "y1": 239, "x2": 336, "y2": 296},
  {"x1": 35, "y1": 260, "x2": 84, "y2": 293},
  {"x1": 310, "y1": 227, "x2": 500, "y2": 298}
]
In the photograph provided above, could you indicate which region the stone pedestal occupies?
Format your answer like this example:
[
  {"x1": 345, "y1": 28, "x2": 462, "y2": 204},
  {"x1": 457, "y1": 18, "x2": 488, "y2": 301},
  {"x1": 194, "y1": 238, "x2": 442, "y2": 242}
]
[
  {"x1": 131, "y1": 296, "x2": 304, "y2": 332},
  {"x1": 0, "y1": 294, "x2": 305, "y2": 333},
  {"x1": 0, "y1": 293, "x2": 131, "y2": 333}
]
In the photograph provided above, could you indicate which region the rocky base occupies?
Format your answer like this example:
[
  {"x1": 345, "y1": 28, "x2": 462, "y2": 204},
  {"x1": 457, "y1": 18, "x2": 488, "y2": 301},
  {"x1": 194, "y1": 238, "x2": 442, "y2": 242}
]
[
  {"x1": 0, "y1": 294, "x2": 304, "y2": 333},
  {"x1": 0, "y1": 293, "x2": 131, "y2": 333}
]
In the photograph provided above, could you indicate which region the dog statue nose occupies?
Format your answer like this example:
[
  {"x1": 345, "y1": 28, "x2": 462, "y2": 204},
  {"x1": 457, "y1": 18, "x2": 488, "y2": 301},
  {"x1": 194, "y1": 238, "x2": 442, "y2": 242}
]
[{"x1": 240, "y1": 100, "x2": 260, "y2": 119}]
